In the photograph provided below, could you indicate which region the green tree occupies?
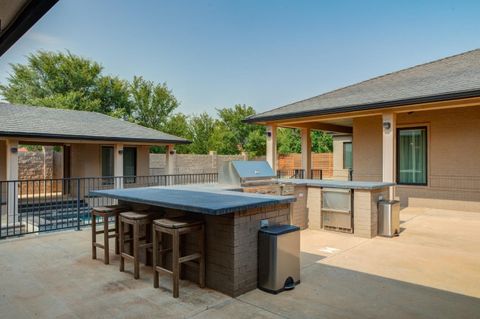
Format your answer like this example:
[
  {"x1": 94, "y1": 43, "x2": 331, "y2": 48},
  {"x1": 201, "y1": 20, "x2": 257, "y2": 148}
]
[
  {"x1": 312, "y1": 130, "x2": 333, "y2": 153},
  {"x1": 188, "y1": 112, "x2": 217, "y2": 154},
  {"x1": 161, "y1": 113, "x2": 191, "y2": 154},
  {"x1": 0, "y1": 51, "x2": 131, "y2": 116},
  {"x1": 244, "y1": 128, "x2": 266, "y2": 157},
  {"x1": 129, "y1": 76, "x2": 179, "y2": 130},
  {"x1": 214, "y1": 104, "x2": 257, "y2": 154}
]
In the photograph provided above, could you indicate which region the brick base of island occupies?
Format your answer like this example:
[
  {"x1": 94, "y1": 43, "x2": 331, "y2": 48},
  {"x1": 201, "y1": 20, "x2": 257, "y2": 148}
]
[
  {"x1": 203, "y1": 203, "x2": 290, "y2": 297},
  {"x1": 90, "y1": 187, "x2": 295, "y2": 298},
  {"x1": 284, "y1": 179, "x2": 394, "y2": 239}
]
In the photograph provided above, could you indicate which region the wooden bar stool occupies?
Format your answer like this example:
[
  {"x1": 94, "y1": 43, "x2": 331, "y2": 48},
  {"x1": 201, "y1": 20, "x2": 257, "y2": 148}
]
[
  {"x1": 152, "y1": 216, "x2": 205, "y2": 298},
  {"x1": 119, "y1": 211, "x2": 153, "y2": 279},
  {"x1": 91, "y1": 205, "x2": 129, "y2": 264}
]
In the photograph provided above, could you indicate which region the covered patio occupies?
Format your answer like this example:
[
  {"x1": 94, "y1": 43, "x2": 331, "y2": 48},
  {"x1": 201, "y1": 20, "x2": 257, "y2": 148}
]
[{"x1": 0, "y1": 206, "x2": 478, "y2": 318}]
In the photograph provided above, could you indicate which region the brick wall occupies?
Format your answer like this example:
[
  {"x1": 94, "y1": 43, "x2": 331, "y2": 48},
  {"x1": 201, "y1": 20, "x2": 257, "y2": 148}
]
[
  {"x1": 202, "y1": 203, "x2": 291, "y2": 297},
  {"x1": 277, "y1": 153, "x2": 333, "y2": 177}
]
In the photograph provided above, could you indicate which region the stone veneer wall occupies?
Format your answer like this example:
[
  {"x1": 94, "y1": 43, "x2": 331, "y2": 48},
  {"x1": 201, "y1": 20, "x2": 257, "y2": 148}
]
[{"x1": 18, "y1": 147, "x2": 63, "y2": 194}]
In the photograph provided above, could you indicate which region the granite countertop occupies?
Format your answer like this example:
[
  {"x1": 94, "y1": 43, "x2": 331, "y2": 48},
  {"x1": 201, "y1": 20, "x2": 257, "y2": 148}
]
[
  {"x1": 90, "y1": 186, "x2": 295, "y2": 216},
  {"x1": 279, "y1": 179, "x2": 395, "y2": 190}
]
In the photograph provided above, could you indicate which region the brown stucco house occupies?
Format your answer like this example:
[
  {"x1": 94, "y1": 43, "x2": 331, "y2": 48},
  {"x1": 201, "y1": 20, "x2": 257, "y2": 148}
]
[
  {"x1": 0, "y1": 103, "x2": 189, "y2": 227},
  {"x1": 246, "y1": 49, "x2": 480, "y2": 212}
]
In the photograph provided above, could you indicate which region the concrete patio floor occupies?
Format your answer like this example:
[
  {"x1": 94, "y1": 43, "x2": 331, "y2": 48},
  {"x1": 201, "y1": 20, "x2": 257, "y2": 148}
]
[{"x1": 0, "y1": 207, "x2": 479, "y2": 318}]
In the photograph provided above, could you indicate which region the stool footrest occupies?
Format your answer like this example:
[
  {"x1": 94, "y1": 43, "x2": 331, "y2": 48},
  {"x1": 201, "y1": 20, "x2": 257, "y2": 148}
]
[
  {"x1": 93, "y1": 243, "x2": 105, "y2": 249},
  {"x1": 179, "y1": 253, "x2": 201, "y2": 264},
  {"x1": 155, "y1": 266, "x2": 173, "y2": 276}
]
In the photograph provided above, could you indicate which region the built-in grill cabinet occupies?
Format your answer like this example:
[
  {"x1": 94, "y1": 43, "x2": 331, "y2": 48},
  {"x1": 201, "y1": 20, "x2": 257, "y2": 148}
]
[{"x1": 322, "y1": 188, "x2": 353, "y2": 233}]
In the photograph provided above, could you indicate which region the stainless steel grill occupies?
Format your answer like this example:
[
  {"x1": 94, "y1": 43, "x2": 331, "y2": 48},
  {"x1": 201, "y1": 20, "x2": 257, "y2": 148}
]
[{"x1": 218, "y1": 161, "x2": 294, "y2": 195}]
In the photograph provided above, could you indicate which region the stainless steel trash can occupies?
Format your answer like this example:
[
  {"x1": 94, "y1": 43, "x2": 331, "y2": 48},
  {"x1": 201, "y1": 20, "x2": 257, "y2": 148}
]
[
  {"x1": 378, "y1": 200, "x2": 400, "y2": 237},
  {"x1": 258, "y1": 225, "x2": 300, "y2": 294}
]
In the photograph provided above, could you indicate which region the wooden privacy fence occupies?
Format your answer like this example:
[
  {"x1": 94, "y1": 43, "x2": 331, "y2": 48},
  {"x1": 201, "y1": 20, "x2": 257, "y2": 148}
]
[{"x1": 277, "y1": 153, "x2": 333, "y2": 178}]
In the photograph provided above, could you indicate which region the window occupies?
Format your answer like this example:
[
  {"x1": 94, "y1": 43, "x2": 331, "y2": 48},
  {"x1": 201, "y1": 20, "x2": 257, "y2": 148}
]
[
  {"x1": 123, "y1": 147, "x2": 137, "y2": 183},
  {"x1": 397, "y1": 127, "x2": 427, "y2": 185},
  {"x1": 101, "y1": 146, "x2": 114, "y2": 177},
  {"x1": 343, "y1": 142, "x2": 352, "y2": 169},
  {"x1": 101, "y1": 146, "x2": 114, "y2": 185}
]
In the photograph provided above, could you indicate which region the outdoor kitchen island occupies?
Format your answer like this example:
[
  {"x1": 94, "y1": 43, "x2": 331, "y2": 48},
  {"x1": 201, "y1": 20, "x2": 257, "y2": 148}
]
[
  {"x1": 91, "y1": 186, "x2": 296, "y2": 297},
  {"x1": 280, "y1": 179, "x2": 395, "y2": 238}
]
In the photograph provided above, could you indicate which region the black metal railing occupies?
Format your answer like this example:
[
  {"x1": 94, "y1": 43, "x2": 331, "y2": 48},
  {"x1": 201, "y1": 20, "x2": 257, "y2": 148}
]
[{"x1": 0, "y1": 173, "x2": 218, "y2": 239}]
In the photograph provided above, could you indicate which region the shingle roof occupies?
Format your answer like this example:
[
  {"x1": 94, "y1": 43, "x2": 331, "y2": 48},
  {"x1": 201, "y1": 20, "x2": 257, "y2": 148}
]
[
  {"x1": 246, "y1": 49, "x2": 480, "y2": 122},
  {"x1": 0, "y1": 103, "x2": 190, "y2": 144}
]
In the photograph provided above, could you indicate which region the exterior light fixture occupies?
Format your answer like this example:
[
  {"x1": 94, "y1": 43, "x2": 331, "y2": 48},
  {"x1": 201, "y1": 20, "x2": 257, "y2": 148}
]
[
  {"x1": 169, "y1": 150, "x2": 175, "y2": 155},
  {"x1": 10, "y1": 147, "x2": 18, "y2": 153},
  {"x1": 118, "y1": 149, "x2": 123, "y2": 155},
  {"x1": 383, "y1": 121, "x2": 391, "y2": 130},
  {"x1": 266, "y1": 131, "x2": 272, "y2": 137}
]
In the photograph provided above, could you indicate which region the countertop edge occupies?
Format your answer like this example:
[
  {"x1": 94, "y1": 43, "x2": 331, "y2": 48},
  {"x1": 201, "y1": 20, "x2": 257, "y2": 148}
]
[{"x1": 89, "y1": 189, "x2": 295, "y2": 216}]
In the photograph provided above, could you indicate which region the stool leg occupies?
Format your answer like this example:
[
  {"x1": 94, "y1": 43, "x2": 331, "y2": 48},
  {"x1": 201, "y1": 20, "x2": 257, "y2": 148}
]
[
  {"x1": 133, "y1": 223, "x2": 140, "y2": 279},
  {"x1": 119, "y1": 219, "x2": 125, "y2": 272},
  {"x1": 152, "y1": 226, "x2": 159, "y2": 288},
  {"x1": 145, "y1": 223, "x2": 152, "y2": 266},
  {"x1": 114, "y1": 214, "x2": 119, "y2": 255},
  {"x1": 103, "y1": 215, "x2": 110, "y2": 265},
  {"x1": 172, "y1": 229, "x2": 180, "y2": 298},
  {"x1": 91, "y1": 213, "x2": 97, "y2": 260},
  {"x1": 199, "y1": 225, "x2": 206, "y2": 288}
]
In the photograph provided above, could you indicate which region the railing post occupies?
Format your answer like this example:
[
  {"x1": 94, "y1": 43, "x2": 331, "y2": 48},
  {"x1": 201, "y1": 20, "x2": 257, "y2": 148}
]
[
  {"x1": 320, "y1": 169, "x2": 323, "y2": 180},
  {"x1": 348, "y1": 168, "x2": 353, "y2": 181},
  {"x1": 76, "y1": 178, "x2": 81, "y2": 231}
]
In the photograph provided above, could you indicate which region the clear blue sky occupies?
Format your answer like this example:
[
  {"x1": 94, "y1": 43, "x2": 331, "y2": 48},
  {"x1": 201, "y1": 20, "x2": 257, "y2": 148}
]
[{"x1": 1, "y1": 0, "x2": 479, "y2": 115}]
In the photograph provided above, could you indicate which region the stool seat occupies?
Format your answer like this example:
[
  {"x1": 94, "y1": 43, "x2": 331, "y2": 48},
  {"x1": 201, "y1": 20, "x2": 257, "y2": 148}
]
[
  {"x1": 120, "y1": 211, "x2": 151, "y2": 220},
  {"x1": 153, "y1": 217, "x2": 203, "y2": 229},
  {"x1": 94, "y1": 205, "x2": 128, "y2": 214}
]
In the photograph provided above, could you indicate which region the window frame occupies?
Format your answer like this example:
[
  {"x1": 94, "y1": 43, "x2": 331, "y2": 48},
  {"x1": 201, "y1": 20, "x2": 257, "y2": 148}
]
[
  {"x1": 101, "y1": 146, "x2": 115, "y2": 185},
  {"x1": 343, "y1": 142, "x2": 353, "y2": 170},
  {"x1": 396, "y1": 126, "x2": 428, "y2": 186},
  {"x1": 123, "y1": 147, "x2": 137, "y2": 184}
]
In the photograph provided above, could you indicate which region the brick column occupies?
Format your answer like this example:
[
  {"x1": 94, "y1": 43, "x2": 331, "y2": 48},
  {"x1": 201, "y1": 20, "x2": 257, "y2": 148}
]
[
  {"x1": 266, "y1": 125, "x2": 277, "y2": 172},
  {"x1": 166, "y1": 145, "x2": 176, "y2": 175},
  {"x1": 382, "y1": 112, "x2": 396, "y2": 199},
  {"x1": 114, "y1": 144, "x2": 124, "y2": 189}
]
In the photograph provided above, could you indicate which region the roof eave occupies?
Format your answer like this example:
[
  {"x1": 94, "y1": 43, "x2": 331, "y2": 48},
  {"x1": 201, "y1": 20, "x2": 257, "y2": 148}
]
[
  {"x1": 0, "y1": 131, "x2": 191, "y2": 145},
  {"x1": 244, "y1": 88, "x2": 480, "y2": 123}
]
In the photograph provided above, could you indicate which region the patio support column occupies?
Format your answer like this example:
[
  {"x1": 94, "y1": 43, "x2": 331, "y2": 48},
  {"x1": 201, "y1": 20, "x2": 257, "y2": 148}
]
[
  {"x1": 266, "y1": 125, "x2": 277, "y2": 173},
  {"x1": 382, "y1": 112, "x2": 396, "y2": 199},
  {"x1": 114, "y1": 144, "x2": 124, "y2": 189},
  {"x1": 6, "y1": 139, "x2": 19, "y2": 223},
  {"x1": 166, "y1": 145, "x2": 176, "y2": 175},
  {"x1": 301, "y1": 128, "x2": 312, "y2": 179}
]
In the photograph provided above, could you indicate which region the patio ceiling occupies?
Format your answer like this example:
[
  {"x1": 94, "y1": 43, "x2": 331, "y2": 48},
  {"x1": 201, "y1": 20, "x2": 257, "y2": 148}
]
[{"x1": 0, "y1": 0, "x2": 58, "y2": 56}]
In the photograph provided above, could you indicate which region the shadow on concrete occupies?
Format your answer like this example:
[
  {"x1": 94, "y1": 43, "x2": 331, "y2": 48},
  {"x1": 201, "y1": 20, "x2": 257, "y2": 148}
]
[{"x1": 239, "y1": 262, "x2": 480, "y2": 319}]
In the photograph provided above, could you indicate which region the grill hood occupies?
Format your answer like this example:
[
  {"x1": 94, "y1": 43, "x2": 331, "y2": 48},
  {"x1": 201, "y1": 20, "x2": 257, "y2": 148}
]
[{"x1": 218, "y1": 161, "x2": 276, "y2": 186}]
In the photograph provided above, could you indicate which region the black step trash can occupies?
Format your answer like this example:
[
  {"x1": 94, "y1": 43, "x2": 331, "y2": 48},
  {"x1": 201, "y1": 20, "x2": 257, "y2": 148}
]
[{"x1": 258, "y1": 225, "x2": 300, "y2": 294}]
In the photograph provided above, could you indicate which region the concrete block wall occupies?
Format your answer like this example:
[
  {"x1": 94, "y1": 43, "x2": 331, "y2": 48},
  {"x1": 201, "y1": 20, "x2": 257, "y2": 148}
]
[{"x1": 149, "y1": 153, "x2": 247, "y2": 175}]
